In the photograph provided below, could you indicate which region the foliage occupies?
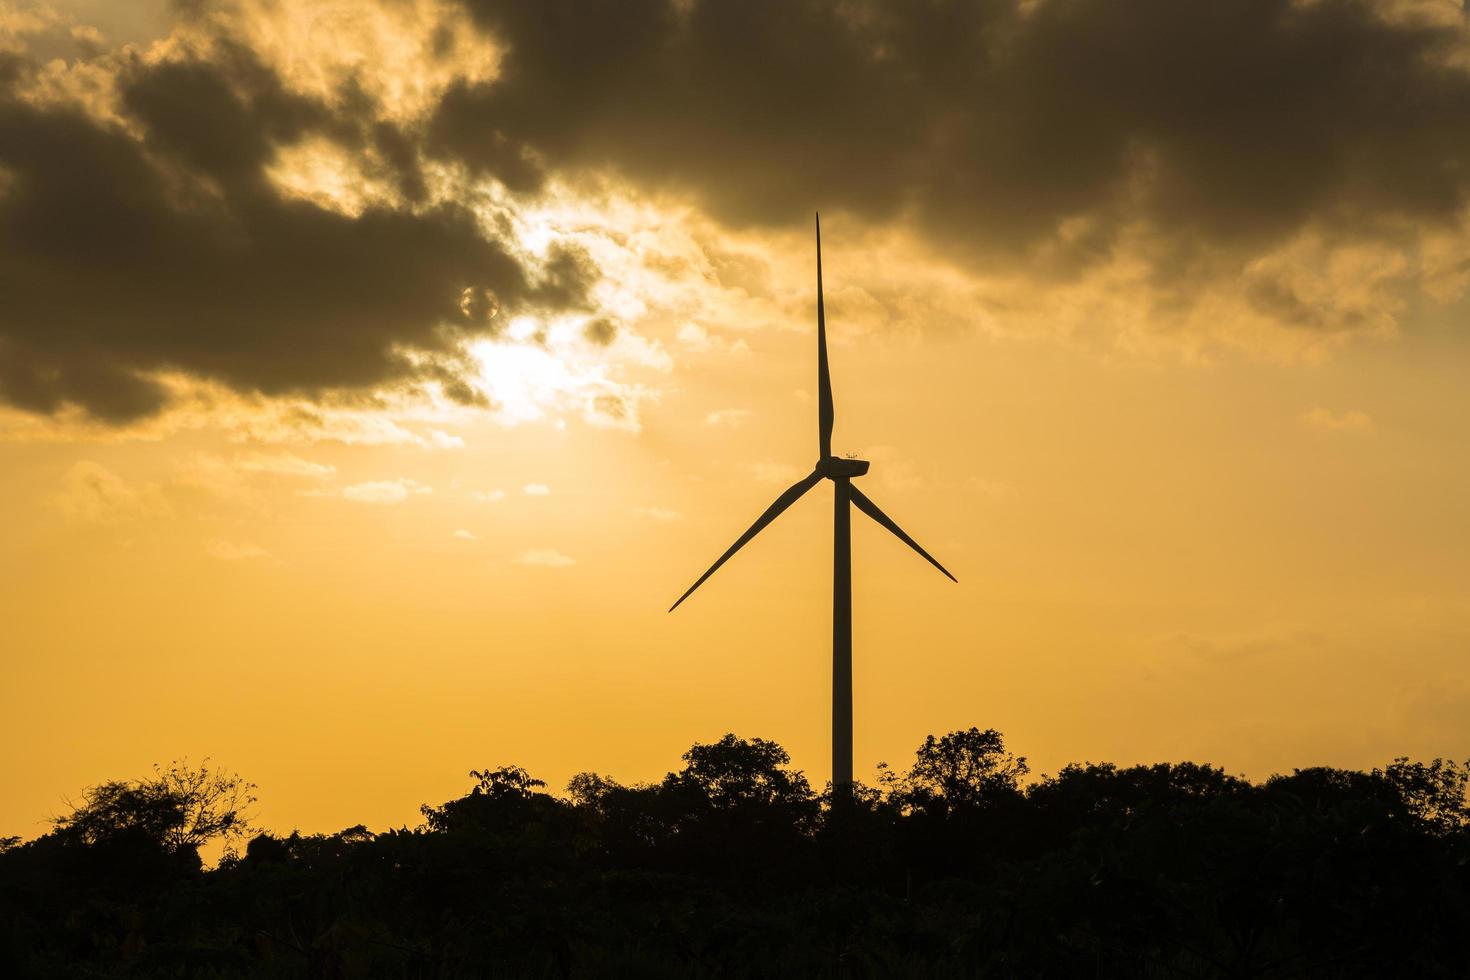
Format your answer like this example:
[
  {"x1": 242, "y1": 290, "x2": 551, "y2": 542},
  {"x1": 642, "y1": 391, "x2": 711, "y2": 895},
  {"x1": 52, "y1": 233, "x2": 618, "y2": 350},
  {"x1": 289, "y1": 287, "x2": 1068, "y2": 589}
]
[
  {"x1": 1380, "y1": 756, "x2": 1470, "y2": 835},
  {"x1": 2, "y1": 733, "x2": 1468, "y2": 978},
  {"x1": 50, "y1": 758, "x2": 257, "y2": 860},
  {"x1": 667, "y1": 733, "x2": 811, "y2": 808},
  {"x1": 419, "y1": 764, "x2": 550, "y2": 832},
  {"x1": 891, "y1": 726, "x2": 1029, "y2": 813}
]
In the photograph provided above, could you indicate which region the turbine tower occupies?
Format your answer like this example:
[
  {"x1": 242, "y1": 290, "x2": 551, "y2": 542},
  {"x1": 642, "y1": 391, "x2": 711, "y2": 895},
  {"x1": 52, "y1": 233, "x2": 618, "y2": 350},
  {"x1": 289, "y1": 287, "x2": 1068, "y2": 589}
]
[{"x1": 670, "y1": 214, "x2": 957, "y2": 794}]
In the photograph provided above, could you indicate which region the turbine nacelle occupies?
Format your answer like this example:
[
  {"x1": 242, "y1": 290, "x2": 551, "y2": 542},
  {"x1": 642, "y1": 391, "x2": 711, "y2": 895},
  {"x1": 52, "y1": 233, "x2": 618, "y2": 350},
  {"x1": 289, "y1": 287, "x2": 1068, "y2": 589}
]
[{"x1": 818, "y1": 456, "x2": 870, "y2": 479}]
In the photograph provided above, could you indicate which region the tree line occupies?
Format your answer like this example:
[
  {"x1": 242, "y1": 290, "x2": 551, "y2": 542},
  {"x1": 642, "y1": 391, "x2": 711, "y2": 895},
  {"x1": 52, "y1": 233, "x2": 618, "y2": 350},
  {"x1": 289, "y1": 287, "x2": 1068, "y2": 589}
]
[{"x1": 2, "y1": 729, "x2": 1468, "y2": 977}]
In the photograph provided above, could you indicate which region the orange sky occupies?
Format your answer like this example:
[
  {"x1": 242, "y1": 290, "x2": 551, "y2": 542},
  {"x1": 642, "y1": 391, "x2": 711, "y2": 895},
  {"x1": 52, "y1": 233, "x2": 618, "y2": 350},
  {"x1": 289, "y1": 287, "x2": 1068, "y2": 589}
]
[{"x1": 2, "y1": 0, "x2": 1469, "y2": 842}]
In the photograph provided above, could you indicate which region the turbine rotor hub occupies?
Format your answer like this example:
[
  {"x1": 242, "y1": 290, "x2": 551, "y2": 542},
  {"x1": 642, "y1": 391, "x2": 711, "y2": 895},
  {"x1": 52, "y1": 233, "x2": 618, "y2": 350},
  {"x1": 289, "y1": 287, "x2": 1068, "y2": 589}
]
[{"x1": 819, "y1": 456, "x2": 870, "y2": 479}]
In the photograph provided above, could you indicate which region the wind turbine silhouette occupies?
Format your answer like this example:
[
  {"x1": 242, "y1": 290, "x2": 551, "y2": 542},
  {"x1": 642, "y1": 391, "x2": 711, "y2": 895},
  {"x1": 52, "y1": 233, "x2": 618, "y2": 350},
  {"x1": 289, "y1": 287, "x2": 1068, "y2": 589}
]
[{"x1": 670, "y1": 214, "x2": 957, "y2": 794}]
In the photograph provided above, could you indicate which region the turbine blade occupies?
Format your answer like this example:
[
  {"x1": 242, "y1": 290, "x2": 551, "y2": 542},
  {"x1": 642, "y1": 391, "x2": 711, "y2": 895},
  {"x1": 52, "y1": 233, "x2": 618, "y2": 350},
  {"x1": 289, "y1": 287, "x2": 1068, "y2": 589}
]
[
  {"x1": 669, "y1": 469, "x2": 823, "y2": 611},
  {"x1": 816, "y1": 213, "x2": 834, "y2": 460},
  {"x1": 849, "y1": 486, "x2": 958, "y2": 583}
]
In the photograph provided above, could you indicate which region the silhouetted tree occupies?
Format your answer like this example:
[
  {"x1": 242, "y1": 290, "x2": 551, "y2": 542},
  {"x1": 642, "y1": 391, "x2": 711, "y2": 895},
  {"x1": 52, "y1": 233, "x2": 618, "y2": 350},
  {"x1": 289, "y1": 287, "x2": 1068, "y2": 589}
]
[
  {"x1": 665, "y1": 733, "x2": 813, "y2": 810},
  {"x1": 419, "y1": 764, "x2": 584, "y2": 878},
  {"x1": 569, "y1": 734, "x2": 820, "y2": 882},
  {"x1": 1379, "y1": 756, "x2": 1470, "y2": 836},
  {"x1": 419, "y1": 764, "x2": 549, "y2": 832},
  {"x1": 52, "y1": 758, "x2": 256, "y2": 861},
  {"x1": 895, "y1": 727, "x2": 1029, "y2": 813},
  {"x1": 4, "y1": 735, "x2": 1469, "y2": 977},
  {"x1": 881, "y1": 728, "x2": 1032, "y2": 885},
  {"x1": 1025, "y1": 760, "x2": 1251, "y2": 847}
]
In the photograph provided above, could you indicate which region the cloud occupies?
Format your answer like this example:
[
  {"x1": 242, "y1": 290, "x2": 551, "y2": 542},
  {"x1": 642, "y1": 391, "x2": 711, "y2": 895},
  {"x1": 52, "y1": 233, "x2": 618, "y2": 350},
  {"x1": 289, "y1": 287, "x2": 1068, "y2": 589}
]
[
  {"x1": 460, "y1": 331, "x2": 659, "y2": 434},
  {"x1": 427, "y1": 0, "x2": 1470, "y2": 350},
  {"x1": 204, "y1": 538, "x2": 271, "y2": 561},
  {"x1": 1301, "y1": 406, "x2": 1376, "y2": 433},
  {"x1": 340, "y1": 477, "x2": 432, "y2": 504},
  {"x1": 443, "y1": 0, "x2": 1470, "y2": 251},
  {"x1": 51, "y1": 461, "x2": 168, "y2": 523},
  {"x1": 583, "y1": 317, "x2": 619, "y2": 346},
  {"x1": 0, "y1": 6, "x2": 595, "y2": 424},
  {"x1": 0, "y1": 380, "x2": 494, "y2": 450},
  {"x1": 452, "y1": 528, "x2": 477, "y2": 540},
  {"x1": 704, "y1": 408, "x2": 752, "y2": 428},
  {"x1": 8, "y1": 0, "x2": 1470, "y2": 430},
  {"x1": 517, "y1": 547, "x2": 574, "y2": 567},
  {"x1": 521, "y1": 482, "x2": 550, "y2": 496},
  {"x1": 677, "y1": 323, "x2": 750, "y2": 355},
  {"x1": 636, "y1": 506, "x2": 683, "y2": 523},
  {"x1": 176, "y1": 451, "x2": 335, "y2": 500},
  {"x1": 235, "y1": 452, "x2": 336, "y2": 479},
  {"x1": 676, "y1": 324, "x2": 715, "y2": 350},
  {"x1": 471, "y1": 488, "x2": 506, "y2": 503},
  {"x1": 220, "y1": 398, "x2": 479, "y2": 449}
]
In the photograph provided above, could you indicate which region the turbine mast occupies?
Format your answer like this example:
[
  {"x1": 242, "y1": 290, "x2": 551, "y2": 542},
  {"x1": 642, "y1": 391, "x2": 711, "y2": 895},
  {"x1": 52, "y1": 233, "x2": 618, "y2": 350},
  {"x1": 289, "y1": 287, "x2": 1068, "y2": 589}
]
[
  {"x1": 818, "y1": 212, "x2": 853, "y2": 797},
  {"x1": 832, "y1": 475, "x2": 854, "y2": 795}
]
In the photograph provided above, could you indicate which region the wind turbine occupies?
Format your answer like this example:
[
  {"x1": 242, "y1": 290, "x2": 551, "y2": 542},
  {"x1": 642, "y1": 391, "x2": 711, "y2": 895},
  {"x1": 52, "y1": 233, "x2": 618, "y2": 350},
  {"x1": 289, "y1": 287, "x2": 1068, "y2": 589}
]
[{"x1": 670, "y1": 214, "x2": 957, "y2": 794}]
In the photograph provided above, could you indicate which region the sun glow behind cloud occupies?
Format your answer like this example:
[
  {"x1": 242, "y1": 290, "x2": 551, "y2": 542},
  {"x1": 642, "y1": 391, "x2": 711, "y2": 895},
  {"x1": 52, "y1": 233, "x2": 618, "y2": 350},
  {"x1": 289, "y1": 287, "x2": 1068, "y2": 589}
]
[{"x1": 467, "y1": 332, "x2": 647, "y2": 431}]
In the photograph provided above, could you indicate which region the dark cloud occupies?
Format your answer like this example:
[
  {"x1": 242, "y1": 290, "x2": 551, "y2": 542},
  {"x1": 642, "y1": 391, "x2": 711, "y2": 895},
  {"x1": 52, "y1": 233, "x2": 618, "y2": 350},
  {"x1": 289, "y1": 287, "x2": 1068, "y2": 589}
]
[
  {"x1": 439, "y1": 0, "x2": 1470, "y2": 268},
  {"x1": 530, "y1": 241, "x2": 599, "y2": 309},
  {"x1": 438, "y1": 0, "x2": 918, "y2": 225},
  {"x1": 583, "y1": 316, "x2": 618, "y2": 345},
  {"x1": 0, "y1": 40, "x2": 571, "y2": 423},
  {"x1": 5, "y1": 0, "x2": 1469, "y2": 421}
]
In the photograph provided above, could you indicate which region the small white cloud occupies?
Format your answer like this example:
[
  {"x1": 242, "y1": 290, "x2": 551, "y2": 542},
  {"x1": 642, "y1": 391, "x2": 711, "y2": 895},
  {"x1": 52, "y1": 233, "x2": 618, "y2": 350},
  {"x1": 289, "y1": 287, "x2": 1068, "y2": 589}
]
[
  {"x1": 471, "y1": 489, "x2": 506, "y2": 503},
  {"x1": 452, "y1": 528, "x2": 477, "y2": 540},
  {"x1": 522, "y1": 483, "x2": 551, "y2": 496},
  {"x1": 236, "y1": 452, "x2": 336, "y2": 479},
  {"x1": 677, "y1": 323, "x2": 712, "y2": 350},
  {"x1": 677, "y1": 322, "x2": 750, "y2": 356},
  {"x1": 180, "y1": 453, "x2": 336, "y2": 500},
  {"x1": 204, "y1": 539, "x2": 270, "y2": 561},
  {"x1": 426, "y1": 429, "x2": 465, "y2": 450},
  {"x1": 705, "y1": 408, "x2": 753, "y2": 428},
  {"x1": 636, "y1": 507, "x2": 684, "y2": 523},
  {"x1": 342, "y1": 478, "x2": 432, "y2": 504},
  {"x1": 518, "y1": 548, "x2": 575, "y2": 567},
  {"x1": 1301, "y1": 406, "x2": 1375, "y2": 433}
]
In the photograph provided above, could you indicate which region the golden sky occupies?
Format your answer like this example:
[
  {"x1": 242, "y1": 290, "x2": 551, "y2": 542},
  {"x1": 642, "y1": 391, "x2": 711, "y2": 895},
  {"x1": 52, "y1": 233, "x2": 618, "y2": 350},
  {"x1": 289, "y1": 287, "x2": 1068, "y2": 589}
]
[{"x1": 2, "y1": 0, "x2": 1469, "y2": 841}]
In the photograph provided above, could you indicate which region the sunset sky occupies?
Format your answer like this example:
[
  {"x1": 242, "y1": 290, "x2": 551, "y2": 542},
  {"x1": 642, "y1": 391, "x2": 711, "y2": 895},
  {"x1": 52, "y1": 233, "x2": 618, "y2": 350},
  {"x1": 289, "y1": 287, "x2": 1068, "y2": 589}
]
[{"x1": 3, "y1": 0, "x2": 1469, "y2": 842}]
